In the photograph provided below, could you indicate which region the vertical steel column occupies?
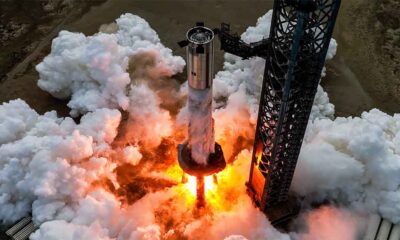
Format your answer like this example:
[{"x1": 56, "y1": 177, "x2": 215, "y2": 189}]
[{"x1": 248, "y1": 0, "x2": 341, "y2": 211}]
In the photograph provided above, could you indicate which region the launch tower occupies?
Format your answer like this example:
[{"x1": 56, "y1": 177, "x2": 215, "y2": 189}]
[{"x1": 216, "y1": 0, "x2": 341, "y2": 225}]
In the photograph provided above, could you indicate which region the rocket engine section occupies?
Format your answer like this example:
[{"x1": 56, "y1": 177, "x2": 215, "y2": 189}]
[{"x1": 178, "y1": 23, "x2": 226, "y2": 208}]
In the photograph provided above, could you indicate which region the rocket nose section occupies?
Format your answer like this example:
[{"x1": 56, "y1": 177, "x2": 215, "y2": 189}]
[{"x1": 185, "y1": 23, "x2": 215, "y2": 90}]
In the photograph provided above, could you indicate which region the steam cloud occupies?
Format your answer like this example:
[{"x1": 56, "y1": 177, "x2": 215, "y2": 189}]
[
  {"x1": 36, "y1": 14, "x2": 185, "y2": 117},
  {"x1": 0, "y1": 10, "x2": 398, "y2": 240}
]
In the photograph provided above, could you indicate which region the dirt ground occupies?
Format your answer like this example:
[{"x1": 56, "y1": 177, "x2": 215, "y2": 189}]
[
  {"x1": 0, "y1": 0, "x2": 106, "y2": 116},
  {"x1": 326, "y1": 0, "x2": 400, "y2": 115},
  {"x1": 0, "y1": 0, "x2": 399, "y2": 117}
]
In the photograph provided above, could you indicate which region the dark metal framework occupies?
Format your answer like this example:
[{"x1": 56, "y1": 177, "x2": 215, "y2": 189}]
[
  {"x1": 216, "y1": 23, "x2": 269, "y2": 59},
  {"x1": 217, "y1": 0, "x2": 341, "y2": 221}
]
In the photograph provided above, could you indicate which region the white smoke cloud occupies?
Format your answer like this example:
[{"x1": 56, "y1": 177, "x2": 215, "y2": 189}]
[
  {"x1": 36, "y1": 13, "x2": 182, "y2": 153},
  {"x1": 293, "y1": 206, "x2": 365, "y2": 240},
  {"x1": 30, "y1": 189, "x2": 169, "y2": 240},
  {"x1": 0, "y1": 99, "x2": 285, "y2": 240},
  {"x1": 0, "y1": 98, "x2": 38, "y2": 145},
  {"x1": 125, "y1": 84, "x2": 173, "y2": 149},
  {"x1": 31, "y1": 220, "x2": 112, "y2": 240},
  {"x1": 37, "y1": 13, "x2": 185, "y2": 117},
  {"x1": 122, "y1": 146, "x2": 142, "y2": 165},
  {"x1": 293, "y1": 109, "x2": 400, "y2": 223},
  {"x1": 0, "y1": 99, "x2": 120, "y2": 224}
]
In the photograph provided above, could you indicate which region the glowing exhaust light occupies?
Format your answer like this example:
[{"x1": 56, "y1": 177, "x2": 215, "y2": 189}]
[
  {"x1": 256, "y1": 142, "x2": 263, "y2": 166},
  {"x1": 205, "y1": 175, "x2": 215, "y2": 193},
  {"x1": 186, "y1": 175, "x2": 197, "y2": 196},
  {"x1": 185, "y1": 174, "x2": 217, "y2": 197}
]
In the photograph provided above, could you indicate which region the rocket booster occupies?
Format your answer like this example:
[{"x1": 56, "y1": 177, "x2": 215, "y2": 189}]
[
  {"x1": 178, "y1": 23, "x2": 226, "y2": 208},
  {"x1": 186, "y1": 25, "x2": 215, "y2": 165}
]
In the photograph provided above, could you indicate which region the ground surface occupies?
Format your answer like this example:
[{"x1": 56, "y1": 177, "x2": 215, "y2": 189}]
[
  {"x1": 0, "y1": 0, "x2": 399, "y2": 116},
  {"x1": 326, "y1": 0, "x2": 400, "y2": 115}
]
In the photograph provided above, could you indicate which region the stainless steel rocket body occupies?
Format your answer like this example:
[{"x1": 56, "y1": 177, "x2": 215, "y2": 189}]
[
  {"x1": 185, "y1": 26, "x2": 216, "y2": 165},
  {"x1": 186, "y1": 26, "x2": 214, "y2": 90}
]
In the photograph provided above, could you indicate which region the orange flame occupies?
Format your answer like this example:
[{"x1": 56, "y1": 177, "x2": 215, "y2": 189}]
[
  {"x1": 185, "y1": 175, "x2": 216, "y2": 196},
  {"x1": 164, "y1": 165, "x2": 220, "y2": 207},
  {"x1": 186, "y1": 175, "x2": 197, "y2": 195},
  {"x1": 164, "y1": 149, "x2": 253, "y2": 212},
  {"x1": 255, "y1": 142, "x2": 263, "y2": 166},
  {"x1": 164, "y1": 150, "x2": 251, "y2": 213}
]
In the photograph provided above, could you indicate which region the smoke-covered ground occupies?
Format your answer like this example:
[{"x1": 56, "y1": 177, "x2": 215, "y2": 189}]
[{"x1": 0, "y1": 10, "x2": 399, "y2": 240}]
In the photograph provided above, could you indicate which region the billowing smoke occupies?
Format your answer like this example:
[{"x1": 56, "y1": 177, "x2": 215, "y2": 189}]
[
  {"x1": 36, "y1": 13, "x2": 185, "y2": 117},
  {"x1": 293, "y1": 109, "x2": 400, "y2": 223},
  {"x1": 0, "y1": 8, "x2": 398, "y2": 240},
  {"x1": 125, "y1": 84, "x2": 173, "y2": 149},
  {"x1": 293, "y1": 206, "x2": 365, "y2": 240},
  {"x1": 0, "y1": 99, "x2": 121, "y2": 224}
]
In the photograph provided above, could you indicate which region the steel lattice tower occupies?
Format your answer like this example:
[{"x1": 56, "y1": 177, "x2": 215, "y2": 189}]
[{"x1": 217, "y1": 0, "x2": 341, "y2": 224}]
